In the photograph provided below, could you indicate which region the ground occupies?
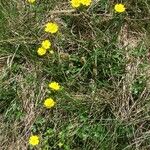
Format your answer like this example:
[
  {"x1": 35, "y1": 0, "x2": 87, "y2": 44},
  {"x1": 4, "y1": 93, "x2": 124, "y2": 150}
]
[{"x1": 0, "y1": 0, "x2": 150, "y2": 150}]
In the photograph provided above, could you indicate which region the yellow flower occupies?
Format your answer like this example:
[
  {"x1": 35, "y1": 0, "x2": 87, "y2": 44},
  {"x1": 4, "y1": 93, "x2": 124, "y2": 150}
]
[
  {"x1": 37, "y1": 47, "x2": 46, "y2": 56},
  {"x1": 27, "y1": 0, "x2": 36, "y2": 3},
  {"x1": 44, "y1": 98, "x2": 56, "y2": 108},
  {"x1": 114, "y1": 4, "x2": 125, "y2": 13},
  {"x1": 49, "y1": 81, "x2": 61, "y2": 91},
  {"x1": 41, "y1": 40, "x2": 51, "y2": 49},
  {"x1": 29, "y1": 135, "x2": 39, "y2": 146},
  {"x1": 45, "y1": 22, "x2": 59, "y2": 34},
  {"x1": 80, "y1": 0, "x2": 92, "y2": 6},
  {"x1": 71, "y1": 0, "x2": 81, "y2": 8}
]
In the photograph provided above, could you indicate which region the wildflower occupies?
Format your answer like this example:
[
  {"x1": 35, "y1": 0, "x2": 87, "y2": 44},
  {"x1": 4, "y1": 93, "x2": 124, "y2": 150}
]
[
  {"x1": 71, "y1": 0, "x2": 81, "y2": 8},
  {"x1": 49, "y1": 81, "x2": 61, "y2": 91},
  {"x1": 44, "y1": 98, "x2": 56, "y2": 108},
  {"x1": 114, "y1": 4, "x2": 125, "y2": 13},
  {"x1": 27, "y1": 0, "x2": 36, "y2": 3},
  {"x1": 45, "y1": 22, "x2": 59, "y2": 34},
  {"x1": 37, "y1": 47, "x2": 46, "y2": 56},
  {"x1": 29, "y1": 135, "x2": 39, "y2": 146},
  {"x1": 80, "y1": 0, "x2": 92, "y2": 6},
  {"x1": 41, "y1": 40, "x2": 51, "y2": 49}
]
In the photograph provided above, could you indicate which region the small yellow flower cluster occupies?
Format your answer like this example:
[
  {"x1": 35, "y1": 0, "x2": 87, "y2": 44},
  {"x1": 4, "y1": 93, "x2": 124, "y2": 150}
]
[
  {"x1": 29, "y1": 81, "x2": 61, "y2": 146},
  {"x1": 37, "y1": 22, "x2": 58, "y2": 56},
  {"x1": 43, "y1": 81, "x2": 60, "y2": 109},
  {"x1": 70, "y1": 1, "x2": 125, "y2": 13},
  {"x1": 27, "y1": 0, "x2": 126, "y2": 13},
  {"x1": 37, "y1": 40, "x2": 51, "y2": 56},
  {"x1": 71, "y1": 0, "x2": 92, "y2": 8}
]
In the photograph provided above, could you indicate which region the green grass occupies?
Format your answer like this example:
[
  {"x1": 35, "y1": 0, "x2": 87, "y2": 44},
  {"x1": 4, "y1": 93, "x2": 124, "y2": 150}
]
[{"x1": 1, "y1": 0, "x2": 150, "y2": 149}]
